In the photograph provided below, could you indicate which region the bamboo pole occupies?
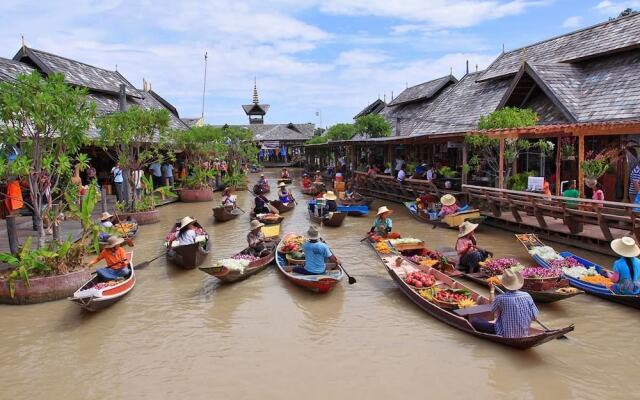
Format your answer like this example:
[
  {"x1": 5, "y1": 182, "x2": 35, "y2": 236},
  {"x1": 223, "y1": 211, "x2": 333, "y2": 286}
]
[
  {"x1": 498, "y1": 138, "x2": 505, "y2": 189},
  {"x1": 578, "y1": 134, "x2": 585, "y2": 196}
]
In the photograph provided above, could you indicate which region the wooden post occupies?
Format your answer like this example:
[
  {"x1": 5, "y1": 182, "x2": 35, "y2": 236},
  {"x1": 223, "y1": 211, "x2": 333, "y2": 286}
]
[
  {"x1": 6, "y1": 214, "x2": 19, "y2": 255},
  {"x1": 101, "y1": 187, "x2": 108, "y2": 213},
  {"x1": 578, "y1": 134, "x2": 585, "y2": 196},
  {"x1": 52, "y1": 204, "x2": 61, "y2": 244},
  {"x1": 555, "y1": 137, "x2": 562, "y2": 196},
  {"x1": 498, "y1": 138, "x2": 505, "y2": 189},
  {"x1": 462, "y1": 144, "x2": 468, "y2": 185}
]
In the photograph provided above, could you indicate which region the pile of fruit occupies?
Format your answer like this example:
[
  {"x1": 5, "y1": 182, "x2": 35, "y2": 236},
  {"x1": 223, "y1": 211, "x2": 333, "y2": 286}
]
[
  {"x1": 375, "y1": 241, "x2": 392, "y2": 254},
  {"x1": 486, "y1": 276, "x2": 502, "y2": 285},
  {"x1": 434, "y1": 289, "x2": 473, "y2": 305},
  {"x1": 548, "y1": 257, "x2": 582, "y2": 269},
  {"x1": 281, "y1": 236, "x2": 304, "y2": 253},
  {"x1": 521, "y1": 266, "x2": 561, "y2": 279},
  {"x1": 408, "y1": 256, "x2": 439, "y2": 268},
  {"x1": 581, "y1": 274, "x2": 613, "y2": 287},
  {"x1": 480, "y1": 258, "x2": 522, "y2": 276},
  {"x1": 404, "y1": 271, "x2": 436, "y2": 288},
  {"x1": 288, "y1": 251, "x2": 305, "y2": 260},
  {"x1": 93, "y1": 280, "x2": 123, "y2": 290},
  {"x1": 115, "y1": 222, "x2": 137, "y2": 235}
]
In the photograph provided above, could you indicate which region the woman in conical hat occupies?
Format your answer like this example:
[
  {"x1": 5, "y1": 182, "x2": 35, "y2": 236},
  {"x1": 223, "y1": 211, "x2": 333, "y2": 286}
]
[
  {"x1": 455, "y1": 221, "x2": 491, "y2": 273},
  {"x1": 606, "y1": 237, "x2": 640, "y2": 295},
  {"x1": 370, "y1": 206, "x2": 393, "y2": 237}
]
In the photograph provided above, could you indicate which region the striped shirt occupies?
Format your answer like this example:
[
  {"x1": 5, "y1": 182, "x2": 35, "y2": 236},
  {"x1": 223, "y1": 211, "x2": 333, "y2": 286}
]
[
  {"x1": 630, "y1": 165, "x2": 640, "y2": 197},
  {"x1": 492, "y1": 291, "x2": 538, "y2": 338}
]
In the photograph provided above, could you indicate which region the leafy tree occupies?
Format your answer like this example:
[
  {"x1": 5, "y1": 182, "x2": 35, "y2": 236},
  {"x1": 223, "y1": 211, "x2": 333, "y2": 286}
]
[
  {"x1": 0, "y1": 72, "x2": 96, "y2": 248},
  {"x1": 96, "y1": 106, "x2": 171, "y2": 206},
  {"x1": 306, "y1": 135, "x2": 329, "y2": 145},
  {"x1": 477, "y1": 107, "x2": 538, "y2": 130},
  {"x1": 326, "y1": 123, "x2": 356, "y2": 141},
  {"x1": 354, "y1": 114, "x2": 391, "y2": 138}
]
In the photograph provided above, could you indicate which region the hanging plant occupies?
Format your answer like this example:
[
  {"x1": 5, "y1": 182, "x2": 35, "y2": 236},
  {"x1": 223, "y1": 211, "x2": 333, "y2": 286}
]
[{"x1": 560, "y1": 137, "x2": 576, "y2": 160}]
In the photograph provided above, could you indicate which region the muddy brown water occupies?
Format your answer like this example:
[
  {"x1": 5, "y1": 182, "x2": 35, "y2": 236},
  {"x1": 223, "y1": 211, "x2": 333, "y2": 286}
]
[{"x1": 2, "y1": 169, "x2": 638, "y2": 400}]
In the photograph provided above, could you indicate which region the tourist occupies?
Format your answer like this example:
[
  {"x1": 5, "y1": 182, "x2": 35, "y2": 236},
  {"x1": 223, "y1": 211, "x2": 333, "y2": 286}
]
[
  {"x1": 629, "y1": 162, "x2": 640, "y2": 202},
  {"x1": 254, "y1": 193, "x2": 272, "y2": 215},
  {"x1": 562, "y1": 180, "x2": 580, "y2": 209},
  {"x1": 383, "y1": 164, "x2": 392, "y2": 175},
  {"x1": 247, "y1": 219, "x2": 270, "y2": 258},
  {"x1": 396, "y1": 166, "x2": 406, "y2": 183},
  {"x1": 456, "y1": 221, "x2": 491, "y2": 273},
  {"x1": 221, "y1": 187, "x2": 237, "y2": 208},
  {"x1": 87, "y1": 236, "x2": 130, "y2": 281},
  {"x1": 162, "y1": 162, "x2": 174, "y2": 188},
  {"x1": 292, "y1": 225, "x2": 339, "y2": 275},
  {"x1": 370, "y1": 206, "x2": 393, "y2": 237},
  {"x1": 438, "y1": 194, "x2": 460, "y2": 218},
  {"x1": 471, "y1": 268, "x2": 539, "y2": 338},
  {"x1": 367, "y1": 164, "x2": 377, "y2": 176},
  {"x1": 412, "y1": 162, "x2": 427, "y2": 179},
  {"x1": 605, "y1": 237, "x2": 640, "y2": 295},
  {"x1": 5, "y1": 176, "x2": 23, "y2": 215},
  {"x1": 323, "y1": 191, "x2": 338, "y2": 214},
  {"x1": 175, "y1": 216, "x2": 198, "y2": 246},
  {"x1": 278, "y1": 182, "x2": 292, "y2": 204},
  {"x1": 111, "y1": 162, "x2": 124, "y2": 202},
  {"x1": 281, "y1": 168, "x2": 290, "y2": 179},
  {"x1": 592, "y1": 182, "x2": 605, "y2": 208},
  {"x1": 426, "y1": 165, "x2": 437, "y2": 181},
  {"x1": 149, "y1": 161, "x2": 162, "y2": 189},
  {"x1": 394, "y1": 156, "x2": 405, "y2": 178},
  {"x1": 302, "y1": 174, "x2": 311, "y2": 189},
  {"x1": 257, "y1": 173, "x2": 268, "y2": 187}
]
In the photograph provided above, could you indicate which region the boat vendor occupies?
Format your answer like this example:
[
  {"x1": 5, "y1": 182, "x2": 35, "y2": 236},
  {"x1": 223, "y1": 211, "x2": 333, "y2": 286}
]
[
  {"x1": 221, "y1": 187, "x2": 237, "y2": 208},
  {"x1": 278, "y1": 182, "x2": 293, "y2": 204},
  {"x1": 175, "y1": 216, "x2": 198, "y2": 246},
  {"x1": 603, "y1": 237, "x2": 640, "y2": 295},
  {"x1": 281, "y1": 168, "x2": 290, "y2": 179},
  {"x1": 98, "y1": 212, "x2": 115, "y2": 241},
  {"x1": 87, "y1": 236, "x2": 131, "y2": 280},
  {"x1": 257, "y1": 173, "x2": 268, "y2": 187},
  {"x1": 344, "y1": 182, "x2": 358, "y2": 199},
  {"x1": 438, "y1": 194, "x2": 460, "y2": 218},
  {"x1": 314, "y1": 170, "x2": 323, "y2": 183},
  {"x1": 370, "y1": 206, "x2": 393, "y2": 237},
  {"x1": 254, "y1": 193, "x2": 278, "y2": 215},
  {"x1": 302, "y1": 174, "x2": 312, "y2": 189},
  {"x1": 456, "y1": 221, "x2": 491, "y2": 273},
  {"x1": 247, "y1": 219, "x2": 271, "y2": 257},
  {"x1": 323, "y1": 191, "x2": 338, "y2": 214},
  {"x1": 470, "y1": 268, "x2": 540, "y2": 338},
  {"x1": 292, "y1": 226, "x2": 339, "y2": 275}
]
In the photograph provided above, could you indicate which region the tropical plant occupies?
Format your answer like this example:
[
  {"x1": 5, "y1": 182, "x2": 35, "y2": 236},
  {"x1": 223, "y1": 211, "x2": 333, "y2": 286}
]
[
  {"x1": 508, "y1": 171, "x2": 536, "y2": 191},
  {"x1": 132, "y1": 174, "x2": 175, "y2": 212},
  {"x1": 0, "y1": 71, "x2": 96, "y2": 247},
  {"x1": 0, "y1": 237, "x2": 57, "y2": 297},
  {"x1": 354, "y1": 114, "x2": 391, "y2": 138},
  {"x1": 438, "y1": 166, "x2": 458, "y2": 179},
  {"x1": 184, "y1": 166, "x2": 216, "y2": 190},
  {"x1": 64, "y1": 184, "x2": 101, "y2": 253},
  {"x1": 537, "y1": 140, "x2": 555, "y2": 157},
  {"x1": 223, "y1": 171, "x2": 246, "y2": 189},
  {"x1": 581, "y1": 155, "x2": 611, "y2": 179},
  {"x1": 560, "y1": 137, "x2": 576, "y2": 159},
  {"x1": 477, "y1": 107, "x2": 539, "y2": 130},
  {"x1": 462, "y1": 164, "x2": 472, "y2": 175}
]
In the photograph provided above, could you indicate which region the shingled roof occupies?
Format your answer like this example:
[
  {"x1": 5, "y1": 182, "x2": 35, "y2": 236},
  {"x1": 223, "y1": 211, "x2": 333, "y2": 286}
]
[
  {"x1": 243, "y1": 123, "x2": 314, "y2": 141},
  {"x1": 388, "y1": 75, "x2": 457, "y2": 106},
  {"x1": 0, "y1": 57, "x2": 35, "y2": 81},
  {"x1": 479, "y1": 13, "x2": 640, "y2": 82},
  {"x1": 353, "y1": 98, "x2": 386, "y2": 119}
]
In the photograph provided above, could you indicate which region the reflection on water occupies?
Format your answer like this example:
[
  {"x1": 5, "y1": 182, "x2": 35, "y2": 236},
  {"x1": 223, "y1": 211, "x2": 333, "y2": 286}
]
[{"x1": 1, "y1": 169, "x2": 638, "y2": 400}]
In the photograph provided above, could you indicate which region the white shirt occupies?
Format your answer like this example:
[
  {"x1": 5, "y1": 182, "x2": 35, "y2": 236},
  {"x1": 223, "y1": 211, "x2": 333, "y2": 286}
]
[
  {"x1": 426, "y1": 169, "x2": 435, "y2": 180},
  {"x1": 394, "y1": 159, "x2": 403, "y2": 171},
  {"x1": 100, "y1": 220, "x2": 113, "y2": 228},
  {"x1": 222, "y1": 195, "x2": 237, "y2": 206},
  {"x1": 177, "y1": 229, "x2": 197, "y2": 246},
  {"x1": 132, "y1": 170, "x2": 143, "y2": 189},
  {"x1": 397, "y1": 169, "x2": 406, "y2": 182}
]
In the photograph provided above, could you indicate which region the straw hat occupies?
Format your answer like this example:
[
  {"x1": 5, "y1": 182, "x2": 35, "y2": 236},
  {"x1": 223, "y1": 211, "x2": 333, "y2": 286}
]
[
  {"x1": 279, "y1": 182, "x2": 286, "y2": 188},
  {"x1": 250, "y1": 219, "x2": 265, "y2": 231},
  {"x1": 179, "y1": 216, "x2": 197, "y2": 231},
  {"x1": 260, "y1": 173, "x2": 265, "y2": 177},
  {"x1": 440, "y1": 194, "x2": 456, "y2": 206},
  {"x1": 104, "y1": 235, "x2": 124, "y2": 248},
  {"x1": 315, "y1": 170, "x2": 321, "y2": 174},
  {"x1": 458, "y1": 221, "x2": 479, "y2": 238},
  {"x1": 307, "y1": 225, "x2": 319, "y2": 240},
  {"x1": 324, "y1": 191, "x2": 337, "y2": 201},
  {"x1": 100, "y1": 212, "x2": 113, "y2": 221},
  {"x1": 611, "y1": 237, "x2": 640, "y2": 258},
  {"x1": 376, "y1": 206, "x2": 393, "y2": 216},
  {"x1": 501, "y1": 268, "x2": 524, "y2": 291}
]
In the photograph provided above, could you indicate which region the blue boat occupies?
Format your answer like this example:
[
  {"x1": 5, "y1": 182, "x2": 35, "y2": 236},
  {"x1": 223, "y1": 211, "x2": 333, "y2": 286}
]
[{"x1": 336, "y1": 205, "x2": 368, "y2": 216}]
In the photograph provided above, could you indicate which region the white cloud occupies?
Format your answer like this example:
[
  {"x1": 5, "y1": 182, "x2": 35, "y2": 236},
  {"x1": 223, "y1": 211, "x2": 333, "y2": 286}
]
[
  {"x1": 562, "y1": 16, "x2": 582, "y2": 28},
  {"x1": 594, "y1": 1, "x2": 640, "y2": 14},
  {"x1": 336, "y1": 49, "x2": 388, "y2": 66}
]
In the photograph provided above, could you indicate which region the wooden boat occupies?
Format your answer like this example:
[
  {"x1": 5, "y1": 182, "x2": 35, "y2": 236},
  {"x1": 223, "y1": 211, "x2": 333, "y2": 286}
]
[
  {"x1": 253, "y1": 183, "x2": 270, "y2": 195},
  {"x1": 369, "y1": 244, "x2": 574, "y2": 349},
  {"x1": 398, "y1": 245, "x2": 464, "y2": 278},
  {"x1": 300, "y1": 181, "x2": 321, "y2": 196},
  {"x1": 166, "y1": 223, "x2": 211, "y2": 269},
  {"x1": 213, "y1": 205, "x2": 241, "y2": 222},
  {"x1": 336, "y1": 205, "x2": 368, "y2": 216},
  {"x1": 275, "y1": 233, "x2": 343, "y2": 293},
  {"x1": 462, "y1": 272, "x2": 583, "y2": 303},
  {"x1": 308, "y1": 208, "x2": 346, "y2": 227},
  {"x1": 404, "y1": 201, "x2": 484, "y2": 228},
  {"x1": 270, "y1": 199, "x2": 295, "y2": 214},
  {"x1": 98, "y1": 221, "x2": 139, "y2": 250},
  {"x1": 277, "y1": 178, "x2": 293, "y2": 185},
  {"x1": 200, "y1": 247, "x2": 276, "y2": 283},
  {"x1": 70, "y1": 252, "x2": 135, "y2": 311},
  {"x1": 250, "y1": 212, "x2": 284, "y2": 225},
  {"x1": 339, "y1": 196, "x2": 374, "y2": 208}
]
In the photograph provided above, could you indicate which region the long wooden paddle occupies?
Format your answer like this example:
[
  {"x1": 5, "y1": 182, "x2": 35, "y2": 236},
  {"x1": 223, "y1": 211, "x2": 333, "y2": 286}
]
[
  {"x1": 320, "y1": 237, "x2": 356, "y2": 284},
  {"x1": 134, "y1": 252, "x2": 165, "y2": 270}
]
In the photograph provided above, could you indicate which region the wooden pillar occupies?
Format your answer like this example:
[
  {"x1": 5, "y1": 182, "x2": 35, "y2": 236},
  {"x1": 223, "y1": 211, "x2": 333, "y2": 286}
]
[
  {"x1": 101, "y1": 188, "x2": 108, "y2": 213},
  {"x1": 555, "y1": 137, "x2": 562, "y2": 196},
  {"x1": 462, "y1": 144, "x2": 468, "y2": 185},
  {"x1": 578, "y1": 134, "x2": 585, "y2": 196},
  {"x1": 387, "y1": 144, "x2": 393, "y2": 168},
  {"x1": 498, "y1": 138, "x2": 505, "y2": 189},
  {"x1": 6, "y1": 214, "x2": 19, "y2": 255}
]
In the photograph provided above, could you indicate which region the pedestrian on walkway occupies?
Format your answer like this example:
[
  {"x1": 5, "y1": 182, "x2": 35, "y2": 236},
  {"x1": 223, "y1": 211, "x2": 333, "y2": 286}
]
[{"x1": 111, "y1": 162, "x2": 124, "y2": 202}]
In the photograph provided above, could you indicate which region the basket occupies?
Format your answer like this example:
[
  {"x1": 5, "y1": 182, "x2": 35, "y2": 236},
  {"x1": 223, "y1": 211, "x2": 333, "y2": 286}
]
[
  {"x1": 523, "y1": 276, "x2": 561, "y2": 291},
  {"x1": 286, "y1": 255, "x2": 305, "y2": 265},
  {"x1": 391, "y1": 241, "x2": 425, "y2": 251},
  {"x1": 261, "y1": 224, "x2": 280, "y2": 238}
]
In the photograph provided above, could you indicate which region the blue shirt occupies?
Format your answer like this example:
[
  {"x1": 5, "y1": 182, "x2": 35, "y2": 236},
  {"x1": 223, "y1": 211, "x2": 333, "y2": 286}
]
[
  {"x1": 303, "y1": 240, "x2": 332, "y2": 274},
  {"x1": 630, "y1": 165, "x2": 640, "y2": 197},
  {"x1": 111, "y1": 167, "x2": 123, "y2": 183},
  {"x1": 612, "y1": 257, "x2": 640, "y2": 295},
  {"x1": 162, "y1": 164, "x2": 173, "y2": 177},
  {"x1": 150, "y1": 162, "x2": 162, "y2": 177},
  {"x1": 372, "y1": 217, "x2": 392, "y2": 236},
  {"x1": 492, "y1": 290, "x2": 538, "y2": 338}
]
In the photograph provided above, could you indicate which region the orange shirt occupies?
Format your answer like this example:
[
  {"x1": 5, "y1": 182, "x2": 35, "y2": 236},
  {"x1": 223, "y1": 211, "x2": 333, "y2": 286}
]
[
  {"x1": 302, "y1": 178, "x2": 311, "y2": 188},
  {"x1": 96, "y1": 247, "x2": 129, "y2": 270},
  {"x1": 6, "y1": 180, "x2": 23, "y2": 212}
]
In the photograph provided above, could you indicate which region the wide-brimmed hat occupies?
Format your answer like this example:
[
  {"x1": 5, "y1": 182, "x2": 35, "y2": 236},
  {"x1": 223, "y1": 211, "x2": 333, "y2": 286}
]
[
  {"x1": 104, "y1": 235, "x2": 125, "y2": 248},
  {"x1": 376, "y1": 206, "x2": 393, "y2": 216},
  {"x1": 611, "y1": 237, "x2": 640, "y2": 258},
  {"x1": 279, "y1": 182, "x2": 286, "y2": 187},
  {"x1": 100, "y1": 212, "x2": 113, "y2": 221},
  {"x1": 307, "y1": 225, "x2": 319, "y2": 240},
  {"x1": 250, "y1": 219, "x2": 265, "y2": 231},
  {"x1": 315, "y1": 170, "x2": 321, "y2": 174},
  {"x1": 501, "y1": 268, "x2": 524, "y2": 291},
  {"x1": 458, "y1": 221, "x2": 479, "y2": 238},
  {"x1": 324, "y1": 191, "x2": 337, "y2": 201},
  {"x1": 440, "y1": 194, "x2": 456, "y2": 206},
  {"x1": 260, "y1": 173, "x2": 265, "y2": 177},
  {"x1": 179, "y1": 216, "x2": 197, "y2": 230}
]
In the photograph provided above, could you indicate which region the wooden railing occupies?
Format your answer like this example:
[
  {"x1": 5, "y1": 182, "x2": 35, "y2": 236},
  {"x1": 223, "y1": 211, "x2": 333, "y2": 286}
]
[
  {"x1": 463, "y1": 184, "x2": 640, "y2": 242},
  {"x1": 353, "y1": 171, "x2": 465, "y2": 203}
]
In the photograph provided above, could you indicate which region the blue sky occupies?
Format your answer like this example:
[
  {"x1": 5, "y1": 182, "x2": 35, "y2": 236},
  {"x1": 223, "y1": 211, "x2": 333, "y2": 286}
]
[{"x1": 0, "y1": 0, "x2": 638, "y2": 127}]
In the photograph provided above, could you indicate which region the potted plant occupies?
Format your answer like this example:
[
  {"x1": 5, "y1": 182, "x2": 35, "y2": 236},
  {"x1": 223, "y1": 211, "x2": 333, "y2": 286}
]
[
  {"x1": 115, "y1": 175, "x2": 174, "y2": 223},
  {"x1": 560, "y1": 137, "x2": 576, "y2": 160},
  {"x1": 438, "y1": 166, "x2": 458, "y2": 189},
  {"x1": 581, "y1": 151, "x2": 611, "y2": 188}
]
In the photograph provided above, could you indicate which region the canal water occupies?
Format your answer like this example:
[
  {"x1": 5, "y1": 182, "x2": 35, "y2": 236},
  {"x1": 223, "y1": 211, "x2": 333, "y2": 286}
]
[{"x1": 2, "y1": 169, "x2": 638, "y2": 400}]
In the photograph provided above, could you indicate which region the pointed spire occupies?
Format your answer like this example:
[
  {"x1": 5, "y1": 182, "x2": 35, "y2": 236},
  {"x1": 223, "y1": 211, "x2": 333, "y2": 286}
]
[
  {"x1": 21, "y1": 35, "x2": 26, "y2": 52},
  {"x1": 520, "y1": 48, "x2": 527, "y2": 65},
  {"x1": 253, "y1": 76, "x2": 259, "y2": 104}
]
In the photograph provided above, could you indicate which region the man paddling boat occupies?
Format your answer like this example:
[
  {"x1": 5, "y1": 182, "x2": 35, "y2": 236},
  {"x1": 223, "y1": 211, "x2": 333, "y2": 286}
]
[
  {"x1": 247, "y1": 220, "x2": 272, "y2": 257},
  {"x1": 87, "y1": 236, "x2": 131, "y2": 281},
  {"x1": 292, "y1": 226, "x2": 339, "y2": 275}
]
